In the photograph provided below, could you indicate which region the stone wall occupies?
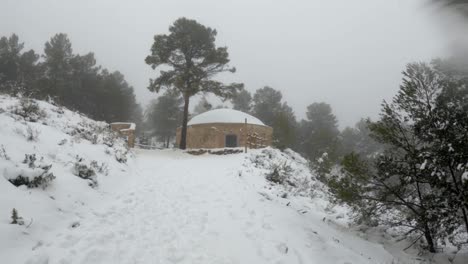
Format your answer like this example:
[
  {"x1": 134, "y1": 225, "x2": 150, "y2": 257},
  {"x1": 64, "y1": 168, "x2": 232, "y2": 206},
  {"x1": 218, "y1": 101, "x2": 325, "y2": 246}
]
[
  {"x1": 110, "y1": 122, "x2": 136, "y2": 148},
  {"x1": 176, "y1": 123, "x2": 273, "y2": 149}
]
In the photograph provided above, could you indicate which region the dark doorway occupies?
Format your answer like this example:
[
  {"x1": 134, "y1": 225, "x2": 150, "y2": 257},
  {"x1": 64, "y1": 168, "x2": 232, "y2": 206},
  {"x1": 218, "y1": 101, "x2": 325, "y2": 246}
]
[{"x1": 225, "y1": 134, "x2": 238, "y2": 148}]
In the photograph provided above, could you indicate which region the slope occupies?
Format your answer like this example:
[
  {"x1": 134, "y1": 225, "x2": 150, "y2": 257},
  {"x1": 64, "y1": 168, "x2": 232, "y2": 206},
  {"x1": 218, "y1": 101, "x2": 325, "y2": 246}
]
[{"x1": 16, "y1": 149, "x2": 401, "y2": 264}]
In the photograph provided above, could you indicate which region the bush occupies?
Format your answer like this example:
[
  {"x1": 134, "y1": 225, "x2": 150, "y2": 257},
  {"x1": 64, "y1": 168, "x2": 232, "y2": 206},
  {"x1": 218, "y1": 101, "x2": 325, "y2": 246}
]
[
  {"x1": 7, "y1": 154, "x2": 55, "y2": 189},
  {"x1": 266, "y1": 162, "x2": 293, "y2": 185},
  {"x1": 25, "y1": 125, "x2": 40, "y2": 142},
  {"x1": 114, "y1": 148, "x2": 128, "y2": 163},
  {"x1": 11, "y1": 97, "x2": 46, "y2": 122},
  {"x1": 90, "y1": 160, "x2": 108, "y2": 176},
  {"x1": 0, "y1": 145, "x2": 9, "y2": 160},
  {"x1": 10, "y1": 208, "x2": 24, "y2": 225},
  {"x1": 73, "y1": 157, "x2": 98, "y2": 187}
]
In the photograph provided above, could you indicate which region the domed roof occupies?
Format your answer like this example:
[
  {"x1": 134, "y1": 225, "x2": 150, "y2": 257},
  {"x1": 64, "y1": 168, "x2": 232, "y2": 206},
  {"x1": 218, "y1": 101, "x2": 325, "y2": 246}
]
[{"x1": 188, "y1": 108, "x2": 266, "y2": 126}]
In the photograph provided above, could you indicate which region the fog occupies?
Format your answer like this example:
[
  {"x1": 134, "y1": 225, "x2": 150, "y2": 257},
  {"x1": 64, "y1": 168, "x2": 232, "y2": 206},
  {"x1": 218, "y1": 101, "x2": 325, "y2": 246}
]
[{"x1": 1, "y1": 0, "x2": 464, "y2": 127}]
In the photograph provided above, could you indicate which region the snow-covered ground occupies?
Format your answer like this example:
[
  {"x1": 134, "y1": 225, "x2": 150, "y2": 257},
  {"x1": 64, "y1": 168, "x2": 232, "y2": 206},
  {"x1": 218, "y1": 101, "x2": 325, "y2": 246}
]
[{"x1": 1, "y1": 95, "x2": 466, "y2": 264}]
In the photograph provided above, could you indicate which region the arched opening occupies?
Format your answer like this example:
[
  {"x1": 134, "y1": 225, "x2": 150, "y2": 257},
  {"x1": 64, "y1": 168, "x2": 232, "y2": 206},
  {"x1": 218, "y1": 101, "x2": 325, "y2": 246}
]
[{"x1": 225, "y1": 134, "x2": 238, "y2": 148}]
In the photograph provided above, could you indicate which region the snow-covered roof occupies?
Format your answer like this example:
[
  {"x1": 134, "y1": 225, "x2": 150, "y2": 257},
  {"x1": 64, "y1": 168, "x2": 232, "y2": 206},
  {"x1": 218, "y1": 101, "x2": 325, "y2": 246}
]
[
  {"x1": 110, "y1": 122, "x2": 136, "y2": 131},
  {"x1": 188, "y1": 108, "x2": 266, "y2": 126}
]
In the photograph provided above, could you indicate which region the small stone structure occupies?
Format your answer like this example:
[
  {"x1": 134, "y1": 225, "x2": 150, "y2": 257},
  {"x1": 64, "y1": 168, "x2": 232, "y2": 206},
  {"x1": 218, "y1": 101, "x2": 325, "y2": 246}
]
[
  {"x1": 176, "y1": 109, "x2": 273, "y2": 149},
  {"x1": 110, "y1": 122, "x2": 136, "y2": 148}
]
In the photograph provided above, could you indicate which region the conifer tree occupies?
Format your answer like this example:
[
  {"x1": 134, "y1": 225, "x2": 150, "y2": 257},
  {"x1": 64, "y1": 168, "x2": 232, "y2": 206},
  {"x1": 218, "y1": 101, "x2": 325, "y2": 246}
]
[{"x1": 145, "y1": 18, "x2": 243, "y2": 149}]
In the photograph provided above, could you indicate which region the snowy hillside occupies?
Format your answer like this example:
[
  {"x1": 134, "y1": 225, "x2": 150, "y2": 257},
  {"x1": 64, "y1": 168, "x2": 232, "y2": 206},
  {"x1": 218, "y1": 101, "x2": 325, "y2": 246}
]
[
  {"x1": 2, "y1": 95, "x2": 466, "y2": 264},
  {"x1": 0, "y1": 95, "x2": 134, "y2": 263}
]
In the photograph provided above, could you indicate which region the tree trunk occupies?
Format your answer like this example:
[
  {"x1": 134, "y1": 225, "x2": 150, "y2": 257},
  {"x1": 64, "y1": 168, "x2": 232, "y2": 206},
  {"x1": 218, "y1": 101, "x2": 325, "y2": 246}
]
[
  {"x1": 448, "y1": 164, "x2": 468, "y2": 236},
  {"x1": 423, "y1": 223, "x2": 436, "y2": 253},
  {"x1": 179, "y1": 95, "x2": 190, "y2": 149}
]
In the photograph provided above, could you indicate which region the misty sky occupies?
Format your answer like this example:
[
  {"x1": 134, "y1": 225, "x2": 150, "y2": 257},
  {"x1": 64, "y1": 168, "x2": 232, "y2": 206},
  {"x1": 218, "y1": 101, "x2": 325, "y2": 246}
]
[{"x1": 1, "y1": 0, "x2": 464, "y2": 127}]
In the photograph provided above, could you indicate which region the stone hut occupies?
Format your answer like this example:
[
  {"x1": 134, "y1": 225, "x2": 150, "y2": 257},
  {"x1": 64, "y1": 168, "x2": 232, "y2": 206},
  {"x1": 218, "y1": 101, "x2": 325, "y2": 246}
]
[
  {"x1": 110, "y1": 122, "x2": 136, "y2": 148},
  {"x1": 176, "y1": 109, "x2": 273, "y2": 149}
]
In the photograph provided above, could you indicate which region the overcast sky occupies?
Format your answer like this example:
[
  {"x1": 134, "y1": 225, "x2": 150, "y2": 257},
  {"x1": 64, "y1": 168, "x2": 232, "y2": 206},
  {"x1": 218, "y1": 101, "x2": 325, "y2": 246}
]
[{"x1": 1, "y1": 0, "x2": 464, "y2": 127}]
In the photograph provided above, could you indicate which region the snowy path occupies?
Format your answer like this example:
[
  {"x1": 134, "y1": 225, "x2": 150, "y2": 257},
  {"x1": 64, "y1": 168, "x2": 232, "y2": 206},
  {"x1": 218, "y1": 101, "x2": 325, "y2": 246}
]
[{"x1": 24, "y1": 150, "x2": 395, "y2": 264}]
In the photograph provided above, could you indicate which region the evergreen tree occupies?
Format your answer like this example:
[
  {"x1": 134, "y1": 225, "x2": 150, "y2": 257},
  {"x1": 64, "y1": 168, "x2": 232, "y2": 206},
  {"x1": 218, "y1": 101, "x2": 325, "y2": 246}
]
[
  {"x1": 145, "y1": 91, "x2": 183, "y2": 148},
  {"x1": 272, "y1": 102, "x2": 297, "y2": 150},
  {"x1": 0, "y1": 34, "x2": 39, "y2": 95},
  {"x1": 145, "y1": 17, "x2": 243, "y2": 149},
  {"x1": 252, "y1": 86, "x2": 282, "y2": 126},
  {"x1": 231, "y1": 89, "x2": 252, "y2": 113},
  {"x1": 252, "y1": 86, "x2": 297, "y2": 149},
  {"x1": 330, "y1": 62, "x2": 468, "y2": 252},
  {"x1": 396, "y1": 61, "x2": 468, "y2": 244},
  {"x1": 42, "y1": 33, "x2": 73, "y2": 102},
  {"x1": 0, "y1": 33, "x2": 142, "y2": 127},
  {"x1": 0, "y1": 34, "x2": 24, "y2": 82},
  {"x1": 299, "y1": 102, "x2": 340, "y2": 163},
  {"x1": 340, "y1": 118, "x2": 382, "y2": 158}
]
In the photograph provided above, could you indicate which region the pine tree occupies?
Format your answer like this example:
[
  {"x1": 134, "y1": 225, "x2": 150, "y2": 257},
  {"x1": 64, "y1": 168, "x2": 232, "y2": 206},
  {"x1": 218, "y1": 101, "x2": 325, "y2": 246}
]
[
  {"x1": 272, "y1": 103, "x2": 297, "y2": 150},
  {"x1": 145, "y1": 18, "x2": 243, "y2": 149},
  {"x1": 231, "y1": 89, "x2": 252, "y2": 113},
  {"x1": 299, "y1": 102, "x2": 340, "y2": 163},
  {"x1": 330, "y1": 62, "x2": 468, "y2": 252},
  {"x1": 42, "y1": 33, "x2": 74, "y2": 102},
  {"x1": 0, "y1": 34, "x2": 39, "y2": 95},
  {"x1": 339, "y1": 118, "x2": 381, "y2": 158},
  {"x1": 145, "y1": 91, "x2": 184, "y2": 148},
  {"x1": 252, "y1": 86, "x2": 283, "y2": 126}
]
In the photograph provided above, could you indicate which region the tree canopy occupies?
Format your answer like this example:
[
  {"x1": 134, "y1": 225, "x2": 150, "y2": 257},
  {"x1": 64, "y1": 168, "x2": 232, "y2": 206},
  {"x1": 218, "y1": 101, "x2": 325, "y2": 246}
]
[{"x1": 145, "y1": 17, "x2": 243, "y2": 149}]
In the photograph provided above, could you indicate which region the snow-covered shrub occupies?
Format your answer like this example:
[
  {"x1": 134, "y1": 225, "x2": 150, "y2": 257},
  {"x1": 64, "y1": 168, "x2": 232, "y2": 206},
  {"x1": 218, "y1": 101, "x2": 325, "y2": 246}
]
[
  {"x1": 0, "y1": 145, "x2": 9, "y2": 160},
  {"x1": 90, "y1": 160, "x2": 108, "y2": 176},
  {"x1": 23, "y1": 153, "x2": 36, "y2": 167},
  {"x1": 25, "y1": 125, "x2": 40, "y2": 142},
  {"x1": 10, "y1": 208, "x2": 24, "y2": 225},
  {"x1": 4, "y1": 154, "x2": 55, "y2": 189},
  {"x1": 244, "y1": 148, "x2": 321, "y2": 198},
  {"x1": 114, "y1": 148, "x2": 128, "y2": 163},
  {"x1": 266, "y1": 162, "x2": 293, "y2": 185},
  {"x1": 11, "y1": 97, "x2": 46, "y2": 122},
  {"x1": 14, "y1": 125, "x2": 41, "y2": 142},
  {"x1": 52, "y1": 105, "x2": 65, "y2": 115},
  {"x1": 70, "y1": 125, "x2": 96, "y2": 143},
  {"x1": 73, "y1": 157, "x2": 98, "y2": 187}
]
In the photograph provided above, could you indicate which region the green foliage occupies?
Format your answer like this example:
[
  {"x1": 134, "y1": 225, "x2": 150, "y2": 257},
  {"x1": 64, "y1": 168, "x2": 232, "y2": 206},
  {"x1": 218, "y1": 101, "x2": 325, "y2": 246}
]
[
  {"x1": 266, "y1": 161, "x2": 294, "y2": 185},
  {"x1": 0, "y1": 34, "x2": 39, "y2": 95},
  {"x1": 332, "y1": 61, "x2": 468, "y2": 253},
  {"x1": 252, "y1": 86, "x2": 283, "y2": 126},
  {"x1": 252, "y1": 86, "x2": 297, "y2": 149},
  {"x1": 145, "y1": 17, "x2": 243, "y2": 149},
  {"x1": 339, "y1": 118, "x2": 382, "y2": 158},
  {"x1": 10, "y1": 208, "x2": 24, "y2": 225},
  {"x1": 328, "y1": 153, "x2": 369, "y2": 205},
  {"x1": 8, "y1": 154, "x2": 55, "y2": 189},
  {"x1": 0, "y1": 33, "x2": 141, "y2": 125},
  {"x1": 73, "y1": 157, "x2": 98, "y2": 187},
  {"x1": 272, "y1": 103, "x2": 297, "y2": 150},
  {"x1": 231, "y1": 89, "x2": 252, "y2": 113},
  {"x1": 12, "y1": 97, "x2": 46, "y2": 122},
  {"x1": 298, "y1": 102, "x2": 340, "y2": 163},
  {"x1": 145, "y1": 91, "x2": 183, "y2": 147}
]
